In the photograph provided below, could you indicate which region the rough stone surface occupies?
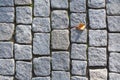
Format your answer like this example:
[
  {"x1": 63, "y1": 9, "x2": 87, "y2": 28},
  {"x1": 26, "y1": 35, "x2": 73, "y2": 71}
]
[
  {"x1": 14, "y1": 44, "x2": 32, "y2": 60},
  {"x1": 70, "y1": 0, "x2": 86, "y2": 12},
  {"x1": 34, "y1": 0, "x2": 50, "y2": 17},
  {"x1": 0, "y1": 0, "x2": 14, "y2": 6},
  {"x1": 15, "y1": 61, "x2": 32, "y2": 80},
  {"x1": 32, "y1": 77, "x2": 50, "y2": 80},
  {"x1": 51, "y1": 30, "x2": 70, "y2": 50},
  {"x1": 51, "y1": 10, "x2": 69, "y2": 29},
  {"x1": 71, "y1": 76, "x2": 88, "y2": 80},
  {"x1": 0, "y1": 42, "x2": 13, "y2": 59},
  {"x1": 71, "y1": 28, "x2": 87, "y2": 43},
  {"x1": 89, "y1": 69, "x2": 107, "y2": 80},
  {"x1": 52, "y1": 51, "x2": 70, "y2": 70},
  {"x1": 33, "y1": 33, "x2": 50, "y2": 55},
  {"x1": 89, "y1": 9, "x2": 106, "y2": 29},
  {"x1": 72, "y1": 60, "x2": 87, "y2": 76},
  {"x1": 16, "y1": 7, "x2": 32, "y2": 24},
  {"x1": 71, "y1": 44, "x2": 87, "y2": 60},
  {"x1": 33, "y1": 57, "x2": 50, "y2": 76},
  {"x1": 89, "y1": 30, "x2": 107, "y2": 46},
  {"x1": 0, "y1": 76, "x2": 14, "y2": 80},
  {"x1": 88, "y1": 47, "x2": 107, "y2": 66},
  {"x1": 0, "y1": 7, "x2": 14, "y2": 22},
  {"x1": 15, "y1": 25, "x2": 32, "y2": 43},
  {"x1": 0, "y1": 59, "x2": 14, "y2": 75},
  {"x1": 108, "y1": 33, "x2": 120, "y2": 52},
  {"x1": 109, "y1": 73, "x2": 120, "y2": 80},
  {"x1": 52, "y1": 71, "x2": 70, "y2": 80},
  {"x1": 15, "y1": 0, "x2": 32, "y2": 5},
  {"x1": 32, "y1": 18, "x2": 51, "y2": 32}
]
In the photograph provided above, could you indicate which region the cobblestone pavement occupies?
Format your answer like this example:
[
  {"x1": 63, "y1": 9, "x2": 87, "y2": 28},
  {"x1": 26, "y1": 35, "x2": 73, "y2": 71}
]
[{"x1": 0, "y1": 0, "x2": 120, "y2": 80}]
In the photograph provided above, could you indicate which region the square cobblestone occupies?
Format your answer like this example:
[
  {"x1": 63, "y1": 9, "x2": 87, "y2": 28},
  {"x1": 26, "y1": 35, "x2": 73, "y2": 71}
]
[
  {"x1": 71, "y1": 76, "x2": 88, "y2": 80},
  {"x1": 109, "y1": 73, "x2": 120, "y2": 80},
  {"x1": 15, "y1": 0, "x2": 32, "y2": 5},
  {"x1": 32, "y1": 77, "x2": 50, "y2": 80},
  {"x1": 0, "y1": 0, "x2": 14, "y2": 6},
  {"x1": 0, "y1": 76, "x2": 13, "y2": 80}
]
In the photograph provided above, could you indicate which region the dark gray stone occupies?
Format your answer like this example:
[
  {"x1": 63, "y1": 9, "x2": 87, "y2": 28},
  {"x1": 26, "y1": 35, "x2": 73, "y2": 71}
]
[
  {"x1": 109, "y1": 73, "x2": 120, "y2": 80},
  {"x1": 15, "y1": 0, "x2": 32, "y2": 5},
  {"x1": 0, "y1": 0, "x2": 14, "y2": 6},
  {"x1": 71, "y1": 76, "x2": 88, "y2": 80}
]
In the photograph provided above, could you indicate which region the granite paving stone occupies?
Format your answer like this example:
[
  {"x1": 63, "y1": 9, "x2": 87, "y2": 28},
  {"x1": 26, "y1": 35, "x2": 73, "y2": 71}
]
[
  {"x1": 0, "y1": 75, "x2": 14, "y2": 80},
  {"x1": 15, "y1": 0, "x2": 32, "y2": 5},
  {"x1": 71, "y1": 76, "x2": 88, "y2": 80},
  {"x1": 32, "y1": 77, "x2": 50, "y2": 80},
  {"x1": 109, "y1": 73, "x2": 120, "y2": 80},
  {"x1": 0, "y1": 0, "x2": 14, "y2": 6}
]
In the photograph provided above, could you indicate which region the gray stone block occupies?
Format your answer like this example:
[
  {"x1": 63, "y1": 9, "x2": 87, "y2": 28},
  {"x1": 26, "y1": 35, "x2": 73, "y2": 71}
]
[
  {"x1": 89, "y1": 69, "x2": 107, "y2": 80},
  {"x1": 0, "y1": 0, "x2": 14, "y2": 6},
  {"x1": 0, "y1": 7, "x2": 14, "y2": 22},
  {"x1": 52, "y1": 71, "x2": 70, "y2": 80},
  {"x1": 15, "y1": 25, "x2": 32, "y2": 43},
  {"x1": 51, "y1": 30, "x2": 70, "y2": 50},
  {"x1": 0, "y1": 75, "x2": 14, "y2": 80},
  {"x1": 32, "y1": 18, "x2": 51, "y2": 32},
  {"x1": 89, "y1": 30, "x2": 107, "y2": 46},
  {"x1": 15, "y1": 61, "x2": 32, "y2": 80},
  {"x1": 71, "y1": 44, "x2": 87, "y2": 60},
  {"x1": 0, "y1": 59, "x2": 14, "y2": 75},
  {"x1": 51, "y1": 10, "x2": 69, "y2": 29},
  {"x1": 33, "y1": 33, "x2": 50, "y2": 55},
  {"x1": 34, "y1": 0, "x2": 50, "y2": 17},
  {"x1": 32, "y1": 77, "x2": 50, "y2": 80},
  {"x1": 70, "y1": 0, "x2": 86, "y2": 12},
  {"x1": 14, "y1": 44, "x2": 32, "y2": 60},
  {"x1": 0, "y1": 42, "x2": 13, "y2": 59},
  {"x1": 71, "y1": 76, "x2": 88, "y2": 80},
  {"x1": 52, "y1": 51, "x2": 70, "y2": 70},
  {"x1": 88, "y1": 47, "x2": 107, "y2": 66},
  {"x1": 71, "y1": 28, "x2": 87, "y2": 43},
  {"x1": 16, "y1": 7, "x2": 32, "y2": 24},
  {"x1": 15, "y1": 0, "x2": 32, "y2": 5},
  {"x1": 72, "y1": 60, "x2": 87, "y2": 76},
  {"x1": 33, "y1": 57, "x2": 50, "y2": 76},
  {"x1": 109, "y1": 73, "x2": 120, "y2": 80},
  {"x1": 89, "y1": 9, "x2": 106, "y2": 29}
]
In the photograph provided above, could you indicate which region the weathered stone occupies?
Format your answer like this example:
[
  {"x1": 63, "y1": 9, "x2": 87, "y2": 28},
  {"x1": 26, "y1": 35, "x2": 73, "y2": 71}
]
[
  {"x1": 51, "y1": 0, "x2": 68, "y2": 9},
  {"x1": 51, "y1": 10, "x2": 69, "y2": 29},
  {"x1": 33, "y1": 33, "x2": 50, "y2": 55},
  {"x1": 15, "y1": 61, "x2": 32, "y2": 80},
  {"x1": 52, "y1": 71, "x2": 70, "y2": 80},
  {"x1": 71, "y1": 76, "x2": 88, "y2": 80},
  {"x1": 15, "y1": 0, "x2": 32, "y2": 5},
  {"x1": 71, "y1": 28, "x2": 87, "y2": 43},
  {"x1": 32, "y1": 18, "x2": 51, "y2": 32},
  {"x1": 70, "y1": 0, "x2": 86, "y2": 12},
  {"x1": 0, "y1": 0, "x2": 14, "y2": 6},
  {"x1": 16, "y1": 7, "x2": 32, "y2": 24},
  {"x1": 15, "y1": 25, "x2": 32, "y2": 43},
  {"x1": 0, "y1": 59, "x2": 14, "y2": 75},
  {"x1": 0, "y1": 7, "x2": 14, "y2": 22},
  {"x1": 51, "y1": 30, "x2": 70, "y2": 50},
  {"x1": 52, "y1": 51, "x2": 70, "y2": 70},
  {"x1": 32, "y1": 77, "x2": 50, "y2": 80},
  {"x1": 89, "y1": 69, "x2": 107, "y2": 80},
  {"x1": 34, "y1": 0, "x2": 50, "y2": 17},
  {"x1": 0, "y1": 42, "x2": 13, "y2": 59},
  {"x1": 88, "y1": 47, "x2": 107, "y2": 66},
  {"x1": 14, "y1": 44, "x2": 32, "y2": 60},
  {"x1": 33, "y1": 57, "x2": 50, "y2": 76},
  {"x1": 0, "y1": 76, "x2": 14, "y2": 80},
  {"x1": 72, "y1": 60, "x2": 87, "y2": 76},
  {"x1": 109, "y1": 73, "x2": 120, "y2": 80},
  {"x1": 89, "y1": 9, "x2": 106, "y2": 29},
  {"x1": 89, "y1": 30, "x2": 107, "y2": 46},
  {"x1": 71, "y1": 44, "x2": 87, "y2": 60}
]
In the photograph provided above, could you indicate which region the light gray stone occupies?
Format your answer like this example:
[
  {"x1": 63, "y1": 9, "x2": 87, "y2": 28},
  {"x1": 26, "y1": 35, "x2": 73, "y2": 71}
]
[
  {"x1": 51, "y1": 30, "x2": 70, "y2": 50},
  {"x1": 34, "y1": 0, "x2": 50, "y2": 17},
  {"x1": 70, "y1": 13, "x2": 86, "y2": 27},
  {"x1": 15, "y1": 25, "x2": 32, "y2": 43},
  {"x1": 71, "y1": 44, "x2": 87, "y2": 60},
  {"x1": 71, "y1": 28, "x2": 87, "y2": 43},
  {"x1": 52, "y1": 71, "x2": 70, "y2": 80},
  {"x1": 52, "y1": 51, "x2": 70, "y2": 70},
  {"x1": 32, "y1": 77, "x2": 50, "y2": 80},
  {"x1": 71, "y1": 76, "x2": 88, "y2": 80},
  {"x1": 15, "y1": 61, "x2": 32, "y2": 80},
  {"x1": 15, "y1": 0, "x2": 32, "y2": 5},
  {"x1": 89, "y1": 69, "x2": 107, "y2": 80},
  {"x1": 89, "y1": 9, "x2": 106, "y2": 29},
  {"x1": 0, "y1": 42, "x2": 13, "y2": 59},
  {"x1": 107, "y1": 16, "x2": 120, "y2": 32},
  {"x1": 33, "y1": 33, "x2": 50, "y2": 55},
  {"x1": 88, "y1": 47, "x2": 107, "y2": 66},
  {"x1": 16, "y1": 7, "x2": 32, "y2": 24},
  {"x1": 109, "y1": 53, "x2": 120, "y2": 72},
  {"x1": 32, "y1": 18, "x2": 51, "y2": 32},
  {"x1": 0, "y1": 59, "x2": 14, "y2": 75},
  {"x1": 51, "y1": 10, "x2": 69, "y2": 29},
  {"x1": 89, "y1": 30, "x2": 107, "y2": 46},
  {"x1": 0, "y1": 23, "x2": 14, "y2": 40},
  {"x1": 14, "y1": 44, "x2": 32, "y2": 60},
  {"x1": 109, "y1": 73, "x2": 120, "y2": 80},
  {"x1": 72, "y1": 60, "x2": 87, "y2": 76},
  {"x1": 0, "y1": 7, "x2": 14, "y2": 22},
  {"x1": 0, "y1": 0, "x2": 14, "y2": 6},
  {"x1": 0, "y1": 75, "x2": 14, "y2": 80},
  {"x1": 70, "y1": 0, "x2": 86, "y2": 12},
  {"x1": 108, "y1": 33, "x2": 120, "y2": 52},
  {"x1": 33, "y1": 57, "x2": 50, "y2": 76}
]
